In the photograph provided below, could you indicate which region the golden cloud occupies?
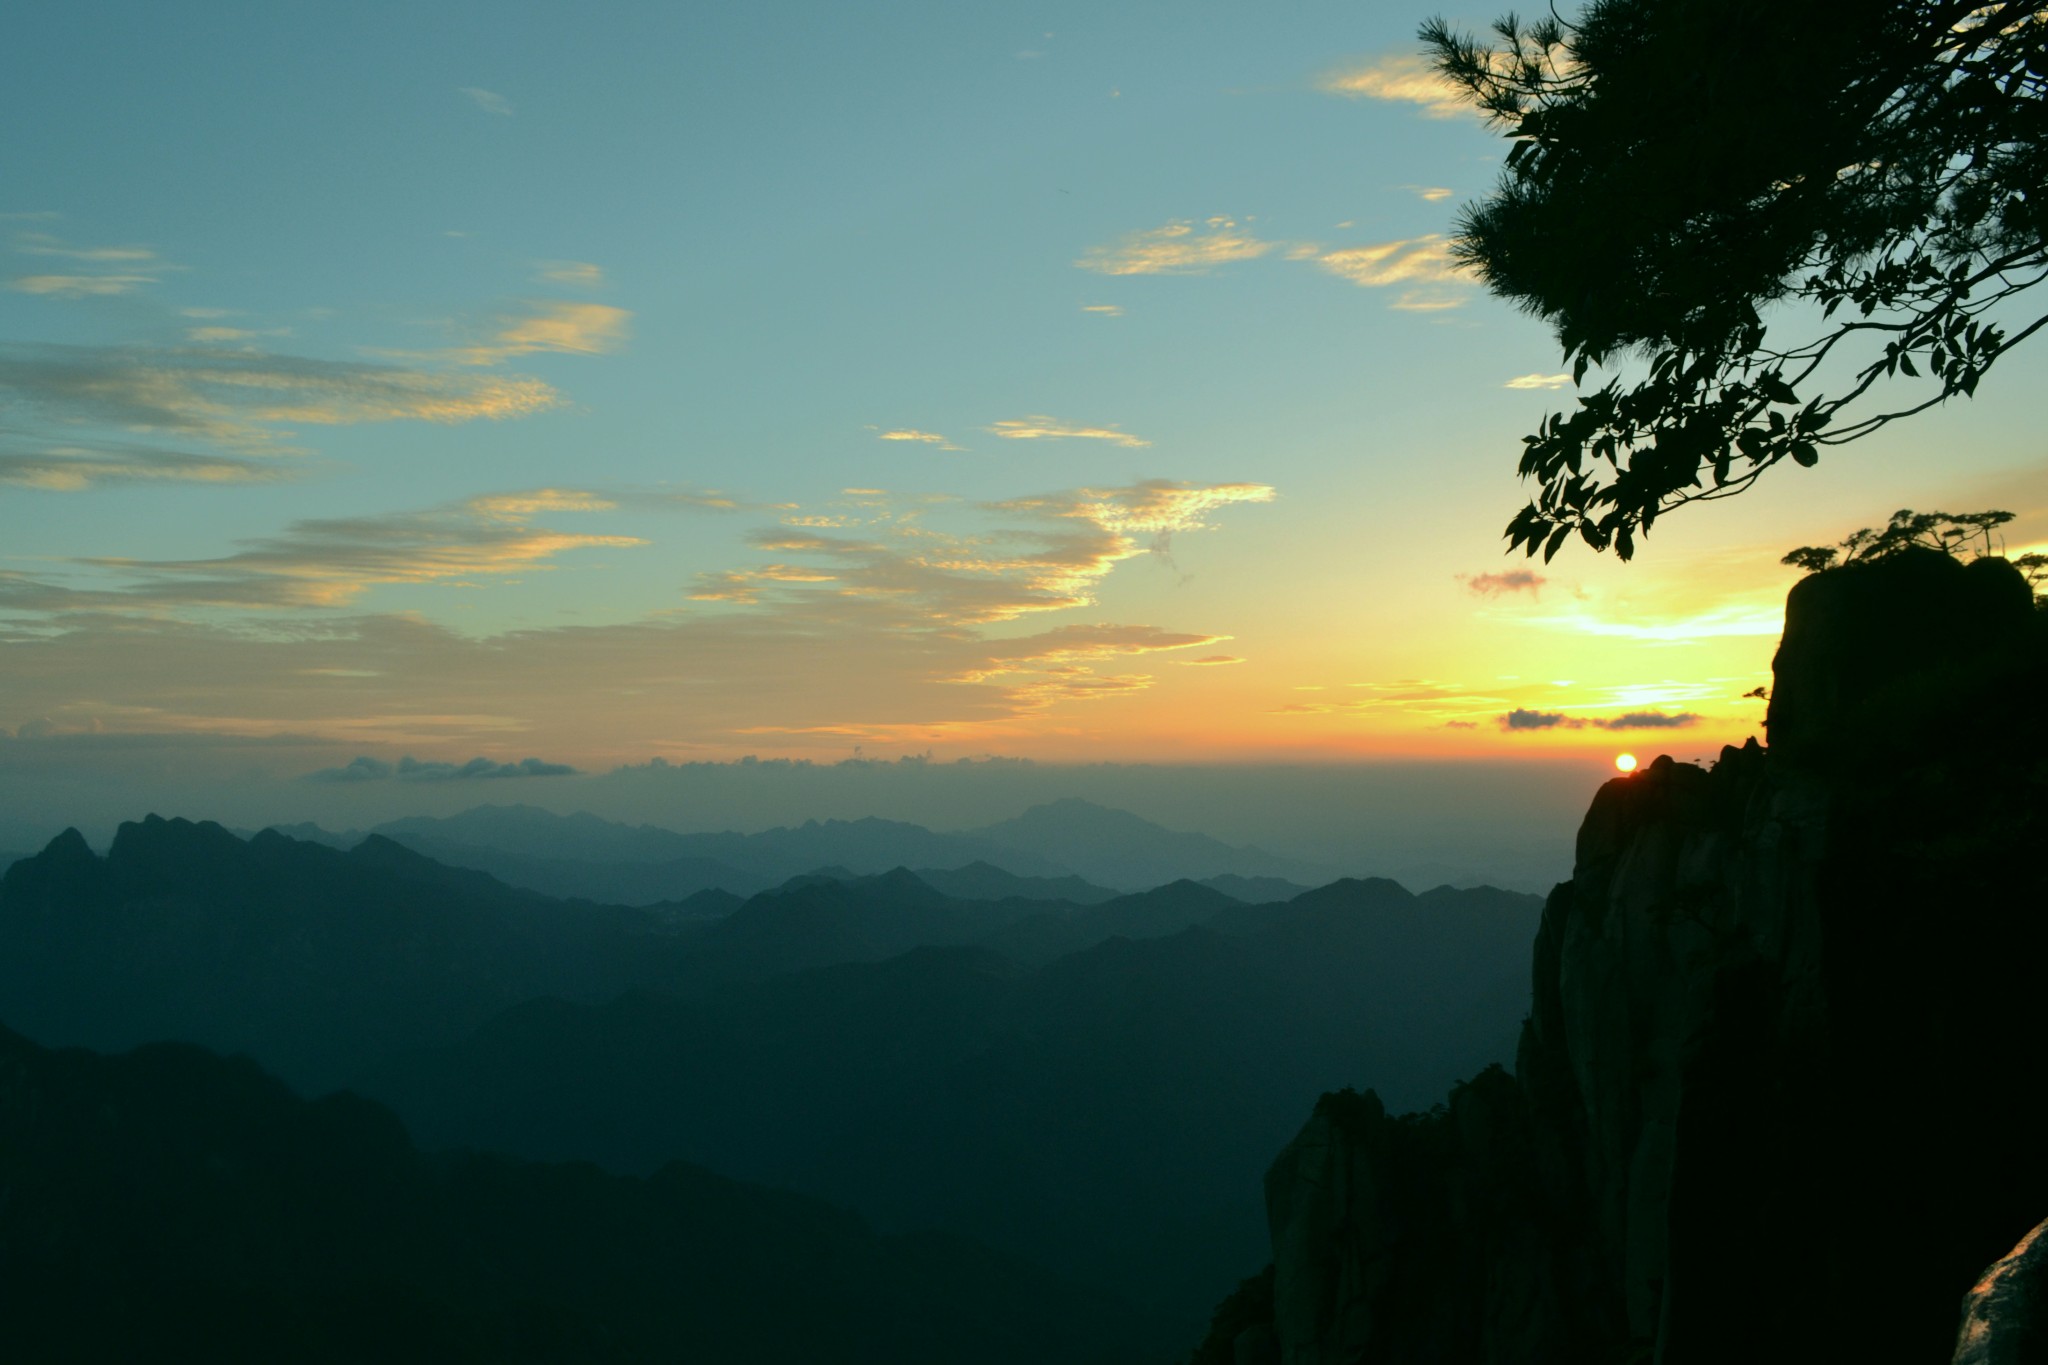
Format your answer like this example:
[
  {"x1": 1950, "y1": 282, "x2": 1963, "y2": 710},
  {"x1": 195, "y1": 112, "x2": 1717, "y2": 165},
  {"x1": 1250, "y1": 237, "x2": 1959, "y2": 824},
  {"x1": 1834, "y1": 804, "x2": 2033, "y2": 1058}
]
[
  {"x1": 986, "y1": 416, "x2": 1151, "y2": 448},
  {"x1": 535, "y1": 261, "x2": 605, "y2": 287},
  {"x1": 1076, "y1": 218, "x2": 1274, "y2": 276},
  {"x1": 10, "y1": 274, "x2": 156, "y2": 297},
  {"x1": 1317, "y1": 53, "x2": 1471, "y2": 119}
]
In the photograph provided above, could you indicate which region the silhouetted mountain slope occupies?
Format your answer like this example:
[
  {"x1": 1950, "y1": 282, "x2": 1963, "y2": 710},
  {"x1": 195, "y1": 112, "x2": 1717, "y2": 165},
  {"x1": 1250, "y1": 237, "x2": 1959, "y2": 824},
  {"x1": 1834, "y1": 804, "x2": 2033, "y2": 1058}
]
[
  {"x1": 0, "y1": 817, "x2": 691, "y2": 1091},
  {"x1": 966, "y1": 798, "x2": 1334, "y2": 890},
  {"x1": 1199, "y1": 873, "x2": 1315, "y2": 904},
  {"x1": 384, "y1": 832, "x2": 770, "y2": 903},
  {"x1": 371, "y1": 804, "x2": 1078, "y2": 900},
  {"x1": 910, "y1": 859, "x2": 1120, "y2": 905},
  {"x1": 678, "y1": 868, "x2": 1048, "y2": 979},
  {"x1": 1203, "y1": 550, "x2": 2048, "y2": 1365},
  {"x1": 361, "y1": 880, "x2": 1543, "y2": 1336},
  {"x1": 0, "y1": 1024, "x2": 1154, "y2": 1365}
]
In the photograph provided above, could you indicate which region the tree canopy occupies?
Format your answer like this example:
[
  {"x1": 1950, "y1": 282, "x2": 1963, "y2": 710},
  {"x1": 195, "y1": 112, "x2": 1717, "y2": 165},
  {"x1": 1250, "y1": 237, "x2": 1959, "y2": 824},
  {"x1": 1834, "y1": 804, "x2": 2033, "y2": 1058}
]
[{"x1": 1427, "y1": 1, "x2": 2048, "y2": 559}]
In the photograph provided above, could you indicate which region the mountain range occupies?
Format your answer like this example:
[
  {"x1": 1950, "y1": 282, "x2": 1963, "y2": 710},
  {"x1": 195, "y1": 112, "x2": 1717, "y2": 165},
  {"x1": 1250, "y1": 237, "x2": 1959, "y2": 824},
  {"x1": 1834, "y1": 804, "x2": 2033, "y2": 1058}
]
[
  {"x1": 0, "y1": 815, "x2": 1539, "y2": 1340},
  {"x1": 251, "y1": 798, "x2": 1338, "y2": 905}
]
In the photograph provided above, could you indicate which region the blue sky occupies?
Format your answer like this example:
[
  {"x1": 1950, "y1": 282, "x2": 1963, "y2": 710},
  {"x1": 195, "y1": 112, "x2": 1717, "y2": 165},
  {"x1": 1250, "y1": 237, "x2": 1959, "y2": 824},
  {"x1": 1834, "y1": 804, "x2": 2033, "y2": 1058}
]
[{"x1": 3, "y1": 0, "x2": 2045, "y2": 824}]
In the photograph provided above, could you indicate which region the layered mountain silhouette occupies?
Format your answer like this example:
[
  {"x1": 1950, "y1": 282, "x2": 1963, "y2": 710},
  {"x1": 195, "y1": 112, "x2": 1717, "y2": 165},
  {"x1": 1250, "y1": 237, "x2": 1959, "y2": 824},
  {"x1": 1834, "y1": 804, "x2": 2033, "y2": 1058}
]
[
  {"x1": 0, "y1": 1024, "x2": 1153, "y2": 1364},
  {"x1": 0, "y1": 815, "x2": 1540, "y2": 1342},
  {"x1": 363, "y1": 874, "x2": 1539, "y2": 1327},
  {"x1": 259, "y1": 799, "x2": 1334, "y2": 905}
]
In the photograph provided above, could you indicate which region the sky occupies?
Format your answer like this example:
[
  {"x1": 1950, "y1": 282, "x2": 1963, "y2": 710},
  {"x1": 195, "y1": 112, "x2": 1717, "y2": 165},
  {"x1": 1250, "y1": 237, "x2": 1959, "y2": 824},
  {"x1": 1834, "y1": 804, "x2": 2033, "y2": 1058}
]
[{"x1": 3, "y1": 0, "x2": 2046, "y2": 843}]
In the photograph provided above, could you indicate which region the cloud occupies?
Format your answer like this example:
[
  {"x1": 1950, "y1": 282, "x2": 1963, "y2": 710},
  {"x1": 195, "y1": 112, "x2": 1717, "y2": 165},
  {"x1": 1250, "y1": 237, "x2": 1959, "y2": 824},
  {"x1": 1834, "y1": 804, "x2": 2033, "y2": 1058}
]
[
  {"x1": 1318, "y1": 53, "x2": 1471, "y2": 119},
  {"x1": 1081, "y1": 304, "x2": 1124, "y2": 317},
  {"x1": 449, "y1": 301, "x2": 632, "y2": 366},
  {"x1": 1461, "y1": 569, "x2": 1546, "y2": 597},
  {"x1": 4, "y1": 490, "x2": 641, "y2": 611},
  {"x1": 15, "y1": 233, "x2": 156, "y2": 263},
  {"x1": 987, "y1": 416, "x2": 1150, "y2": 448},
  {"x1": 535, "y1": 260, "x2": 605, "y2": 287},
  {"x1": 1505, "y1": 372, "x2": 1573, "y2": 390},
  {"x1": 0, "y1": 342, "x2": 561, "y2": 451},
  {"x1": 0, "y1": 479, "x2": 1274, "y2": 749},
  {"x1": 187, "y1": 326, "x2": 292, "y2": 343},
  {"x1": 307, "y1": 754, "x2": 576, "y2": 782},
  {"x1": 1317, "y1": 235, "x2": 1464, "y2": 289},
  {"x1": 10, "y1": 274, "x2": 156, "y2": 297},
  {"x1": 460, "y1": 87, "x2": 513, "y2": 116},
  {"x1": 1499, "y1": 708, "x2": 1702, "y2": 731},
  {"x1": 1076, "y1": 218, "x2": 1275, "y2": 276},
  {"x1": 1179, "y1": 654, "x2": 1244, "y2": 666},
  {"x1": 1501, "y1": 708, "x2": 1571, "y2": 730},
  {"x1": 1411, "y1": 186, "x2": 1455, "y2": 202},
  {"x1": 0, "y1": 437, "x2": 293, "y2": 492},
  {"x1": 874, "y1": 428, "x2": 963, "y2": 451}
]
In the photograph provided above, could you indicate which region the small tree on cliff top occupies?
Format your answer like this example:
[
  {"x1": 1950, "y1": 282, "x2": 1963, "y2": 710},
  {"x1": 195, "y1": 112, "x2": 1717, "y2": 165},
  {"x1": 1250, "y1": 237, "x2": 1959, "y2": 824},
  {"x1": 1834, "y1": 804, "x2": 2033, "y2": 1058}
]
[{"x1": 1426, "y1": 1, "x2": 2048, "y2": 561}]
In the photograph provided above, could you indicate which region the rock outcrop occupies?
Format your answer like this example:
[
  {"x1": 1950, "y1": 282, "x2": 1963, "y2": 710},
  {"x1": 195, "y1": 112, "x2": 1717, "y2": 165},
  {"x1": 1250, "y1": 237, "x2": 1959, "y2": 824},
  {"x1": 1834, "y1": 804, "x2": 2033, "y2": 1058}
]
[{"x1": 1206, "y1": 550, "x2": 2048, "y2": 1364}]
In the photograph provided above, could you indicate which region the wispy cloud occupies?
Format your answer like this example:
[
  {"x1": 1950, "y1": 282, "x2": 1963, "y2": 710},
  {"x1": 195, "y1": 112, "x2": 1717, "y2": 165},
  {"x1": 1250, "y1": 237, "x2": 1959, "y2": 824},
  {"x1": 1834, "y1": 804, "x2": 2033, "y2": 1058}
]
[
  {"x1": 186, "y1": 326, "x2": 292, "y2": 344},
  {"x1": 10, "y1": 274, "x2": 156, "y2": 297},
  {"x1": 15, "y1": 232, "x2": 156, "y2": 263},
  {"x1": 1, "y1": 489, "x2": 640, "y2": 611},
  {"x1": 1076, "y1": 217, "x2": 1274, "y2": 276},
  {"x1": 535, "y1": 260, "x2": 605, "y2": 287},
  {"x1": 0, "y1": 476, "x2": 1275, "y2": 748},
  {"x1": 1179, "y1": 654, "x2": 1244, "y2": 666},
  {"x1": 1081, "y1": 304, "x2": 1124, "y2": 317},
  {"x1": 0, "y1": 436, "x2": 292, "y2": 493},
  {"x1": 987, "y1": 416, "x2": 1150, "y2": 449},
  {"x1": 1505, "y1": 372, "x2": 1573, "y2": 390},
  {"x1": 873, "y1": 427, "x2": 963, "y2": 451},
  {"x1": 450, "y1": 301, "x2": 631, "y2": 365},
  {"x1": 1317, "y1": 234, "x2": 1463, "y2": 288},
  {"x1": 1409, "y1": 185, "x2": 1455, "y2": 203},
  {"x1": 1460, "y1": 569, "x2": 1546, "y2": 597},
  {"x1": 308, "y1": 754, "x2": 575, "y2": 782},
  {"x1": 460, "y1": 87, "x2": 514, "y2": 116},
  {"x1": 1318, "y1": 53, "x2": 1471, "y2": 119},
  {"x1": 0, "y1": 342, "x2": 561, "y2": 452},
  {"x1": 1316, "y1": 235, "x2": 1470, "y2": 311},
  {"x1": 1500, "y1": 708, "x2": 1702, "y2": 731},
  {"x1": 9, "y1": 232, "x2": 167, "y2": 297}
]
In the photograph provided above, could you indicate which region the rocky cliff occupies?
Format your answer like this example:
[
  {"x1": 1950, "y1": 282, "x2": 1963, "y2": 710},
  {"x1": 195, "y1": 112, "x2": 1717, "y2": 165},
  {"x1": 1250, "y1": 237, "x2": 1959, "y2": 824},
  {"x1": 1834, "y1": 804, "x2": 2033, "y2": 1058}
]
[{"x1": 1203, "y1": 549, "x2": 2048, "y2": 1365}]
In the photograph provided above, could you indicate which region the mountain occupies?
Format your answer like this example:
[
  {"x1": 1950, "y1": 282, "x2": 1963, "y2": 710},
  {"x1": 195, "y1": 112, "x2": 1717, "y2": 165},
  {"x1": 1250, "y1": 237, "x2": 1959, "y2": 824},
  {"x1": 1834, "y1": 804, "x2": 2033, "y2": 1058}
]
[
  {"x1": 0, "y1": 817, "x2": 694, "y2": 1092},
  {"x1": 0, "y1": 1023, "x2": 1155, "y2": 1365},
  {"x1": 362, "y1": 878, "x2": 1545, "y2": 1335},
  {"x1": 370, "y1": 805, "x2": 1078, "y2": 902},
  {"x1": 966, "y1": 798, "x2": 1335, "y2": 890},
  {"x1": 1198, "y1": 873, "x2": 1315, "y2": 904},
  {"x1": 380, "y1": 831, "x2": 771, "y2": 903},
  {"x1": 1200, "y1": 549, "x2": 2048, "y2": 1365},
  {"x1": 910, "y1": 859, "x2": 1121, "y2": 905}
]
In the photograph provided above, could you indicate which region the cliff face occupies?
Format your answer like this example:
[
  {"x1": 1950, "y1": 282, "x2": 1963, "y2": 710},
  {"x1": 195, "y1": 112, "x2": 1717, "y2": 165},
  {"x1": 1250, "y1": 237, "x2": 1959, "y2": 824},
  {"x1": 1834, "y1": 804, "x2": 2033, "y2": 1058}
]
[{"x1": 1223, "y1": 550, "x2": 2048, "y2": 1365}]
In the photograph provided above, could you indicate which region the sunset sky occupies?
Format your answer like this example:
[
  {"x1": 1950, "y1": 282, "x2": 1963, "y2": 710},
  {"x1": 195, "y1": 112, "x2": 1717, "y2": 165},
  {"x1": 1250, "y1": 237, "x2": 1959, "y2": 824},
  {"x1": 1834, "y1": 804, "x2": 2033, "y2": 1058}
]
[{"x1": 5, "y1": 0, "x2": 2046, "y2": 834}]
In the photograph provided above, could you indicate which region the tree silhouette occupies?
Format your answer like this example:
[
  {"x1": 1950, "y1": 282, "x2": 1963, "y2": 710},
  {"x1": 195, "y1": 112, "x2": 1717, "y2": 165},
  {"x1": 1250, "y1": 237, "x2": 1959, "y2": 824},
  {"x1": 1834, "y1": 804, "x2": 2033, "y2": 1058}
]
[{"x1": 1425, "y1": 2, "x2": 2048, "y2": 560}]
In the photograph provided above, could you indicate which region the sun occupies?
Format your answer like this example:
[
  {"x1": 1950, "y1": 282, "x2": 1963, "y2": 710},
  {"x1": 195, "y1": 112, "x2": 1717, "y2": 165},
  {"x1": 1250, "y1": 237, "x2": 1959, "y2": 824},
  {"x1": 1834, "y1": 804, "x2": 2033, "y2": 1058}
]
[{"x1": 1615, "y1": 753, "x2": 1638, "y2": 773}]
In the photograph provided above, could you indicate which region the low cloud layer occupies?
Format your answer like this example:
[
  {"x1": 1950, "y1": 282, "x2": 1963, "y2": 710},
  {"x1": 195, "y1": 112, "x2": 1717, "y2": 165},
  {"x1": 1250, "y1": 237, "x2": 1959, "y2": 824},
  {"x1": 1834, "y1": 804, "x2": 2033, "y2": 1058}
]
[
  {"x1": 1461, "y1": 569, "x2": 1546, "y2": 597},
  {"x1": 1500, "y1": 709, "x2": 1702, "y2": 732},
  {"x1": 308, "y1": 754, "x2": 576, "y2": 782}
]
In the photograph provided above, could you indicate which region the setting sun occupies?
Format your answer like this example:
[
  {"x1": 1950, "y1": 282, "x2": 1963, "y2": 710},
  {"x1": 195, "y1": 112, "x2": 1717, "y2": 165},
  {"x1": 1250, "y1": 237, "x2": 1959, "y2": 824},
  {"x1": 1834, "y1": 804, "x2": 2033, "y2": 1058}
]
[{"x1": 1615, "y1": 753, "x2": 1639, "y2": 773}]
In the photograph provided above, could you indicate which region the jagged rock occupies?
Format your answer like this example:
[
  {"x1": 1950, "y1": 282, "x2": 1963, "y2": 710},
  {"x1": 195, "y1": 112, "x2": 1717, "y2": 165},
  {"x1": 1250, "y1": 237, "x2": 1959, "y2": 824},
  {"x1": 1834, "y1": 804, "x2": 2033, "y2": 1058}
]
[
  {"x1": 1954, "y1": 1217, "x2": 2048, "y2": 1365},
  {"x1": 1213, "y1": 553, "x2": 2048, "y2": 1365}
]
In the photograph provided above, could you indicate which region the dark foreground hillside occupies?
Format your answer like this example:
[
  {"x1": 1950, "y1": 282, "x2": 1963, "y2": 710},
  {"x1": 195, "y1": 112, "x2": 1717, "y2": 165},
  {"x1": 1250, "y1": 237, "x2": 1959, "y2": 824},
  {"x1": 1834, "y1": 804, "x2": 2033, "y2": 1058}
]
[
  {"x1": 0, "y1": 1024, "x2": 1154, "y2": 1365},
  {"x1": 1199, "y1": 549, "x2": 2048, "y2": 1364}
]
